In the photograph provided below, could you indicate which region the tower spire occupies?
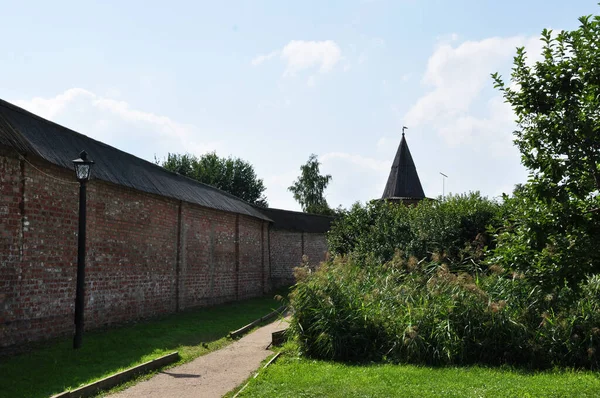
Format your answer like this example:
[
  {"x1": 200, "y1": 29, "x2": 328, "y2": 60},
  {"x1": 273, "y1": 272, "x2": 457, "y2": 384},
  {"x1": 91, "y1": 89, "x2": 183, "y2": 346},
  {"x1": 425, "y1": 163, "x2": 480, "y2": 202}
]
[{"x1": 381, "y1": 127, "x2": 425, "y2": 202}]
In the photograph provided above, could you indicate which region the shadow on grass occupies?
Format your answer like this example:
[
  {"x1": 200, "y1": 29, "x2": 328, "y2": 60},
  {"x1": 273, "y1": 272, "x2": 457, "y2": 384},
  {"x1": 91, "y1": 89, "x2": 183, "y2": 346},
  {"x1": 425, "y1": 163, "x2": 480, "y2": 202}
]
[{"x1": 0, "y1": 293, "x2": 285, "y2": 398}]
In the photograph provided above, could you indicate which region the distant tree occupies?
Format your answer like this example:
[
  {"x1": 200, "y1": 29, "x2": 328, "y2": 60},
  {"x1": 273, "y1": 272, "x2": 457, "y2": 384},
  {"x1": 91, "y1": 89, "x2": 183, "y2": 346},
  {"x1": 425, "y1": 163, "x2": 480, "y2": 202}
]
[
  {"x1": 159, "y1": 152, "x2": 268, "y2": 207},
  {"x1": 289, "y1": 154, "x2": 333, "y2": 215}
]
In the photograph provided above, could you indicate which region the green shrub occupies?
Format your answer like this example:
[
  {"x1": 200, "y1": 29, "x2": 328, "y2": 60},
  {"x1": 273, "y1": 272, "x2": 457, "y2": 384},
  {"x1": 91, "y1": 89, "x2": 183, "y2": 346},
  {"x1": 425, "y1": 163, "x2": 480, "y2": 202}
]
[
  {"x1": 489, "y1": 187, "x2": 600, "y2": 292},
  {"x1": 290, "y1": 257, "x2": 600, "y2": 369},
  {"x1": 306, "y1": 191, "x2": 599, "y2": 369},
  {"x1": 327, "y1": 192, "x2": 501, "y2": 270}
]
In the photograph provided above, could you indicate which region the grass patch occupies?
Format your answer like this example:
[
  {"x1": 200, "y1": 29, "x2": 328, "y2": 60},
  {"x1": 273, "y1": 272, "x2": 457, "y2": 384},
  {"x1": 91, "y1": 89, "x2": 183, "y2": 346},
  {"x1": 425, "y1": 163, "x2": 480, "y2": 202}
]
[
  {"x1": 236, "y1": 356, "x2": 600, "y2": 397},
  {"x1": 0, "y1": 294, "x2": 283, "y2": 398}
]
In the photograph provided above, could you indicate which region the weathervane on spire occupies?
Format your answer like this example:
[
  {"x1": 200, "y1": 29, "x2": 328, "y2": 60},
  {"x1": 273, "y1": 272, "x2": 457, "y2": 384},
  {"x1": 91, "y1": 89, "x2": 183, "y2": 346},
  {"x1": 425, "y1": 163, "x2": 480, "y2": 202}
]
[{"x1": 402, "y1": 126, "x2": 408, "y2": 136}]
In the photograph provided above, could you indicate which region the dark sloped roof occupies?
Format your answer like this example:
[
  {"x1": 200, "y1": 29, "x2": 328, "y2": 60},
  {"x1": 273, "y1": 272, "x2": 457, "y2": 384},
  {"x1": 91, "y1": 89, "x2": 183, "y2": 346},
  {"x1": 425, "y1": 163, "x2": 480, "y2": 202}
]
[
  {"x1": 382, "y1": 133, "x2": 425, "y2": 200},
  {"x1": 258, "y1": 207, "x2": 334, "y2": 233},
  {"x1": 0, "y1": 99, "x2": 271, "y2": 221}
]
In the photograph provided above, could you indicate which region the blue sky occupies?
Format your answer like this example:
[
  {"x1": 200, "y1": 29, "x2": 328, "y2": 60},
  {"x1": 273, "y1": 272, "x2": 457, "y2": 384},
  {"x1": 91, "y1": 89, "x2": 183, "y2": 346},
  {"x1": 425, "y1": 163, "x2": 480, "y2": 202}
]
[{"x1": 1, "y1": 0, "x2": 597, "y2": 210}]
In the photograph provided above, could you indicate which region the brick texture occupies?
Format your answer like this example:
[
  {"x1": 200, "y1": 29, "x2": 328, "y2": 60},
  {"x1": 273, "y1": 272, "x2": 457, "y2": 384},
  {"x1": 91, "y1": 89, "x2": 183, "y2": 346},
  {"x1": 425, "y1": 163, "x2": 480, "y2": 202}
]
[
  {"x1": 0, "y1": 153, "x2": 79, "y2": 347},
  {"x1": 268, "y1": 230, "x2": 301, "y2": 287},
  {"x1": 0, "y1": 150, "x2": 329, "y2": 349},
  {"x1": 268, "y1": 229, "x2": 328, "y2": 288},
  {"x1": 303, "y1": 232, "x2": 328, "y2": 268}
]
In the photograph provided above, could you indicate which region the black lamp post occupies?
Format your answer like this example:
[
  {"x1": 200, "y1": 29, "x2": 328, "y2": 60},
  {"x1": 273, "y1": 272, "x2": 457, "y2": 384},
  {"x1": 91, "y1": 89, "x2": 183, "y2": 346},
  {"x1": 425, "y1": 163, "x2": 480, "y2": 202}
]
[{"x1": 72, "y1": 150, "x2": 94, "y2": 349}]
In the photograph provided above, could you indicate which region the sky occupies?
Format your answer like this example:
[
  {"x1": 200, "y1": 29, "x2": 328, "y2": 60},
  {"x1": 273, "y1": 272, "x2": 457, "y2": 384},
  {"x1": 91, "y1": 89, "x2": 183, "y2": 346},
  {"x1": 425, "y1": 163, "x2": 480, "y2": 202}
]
[{"x1": 1, "y1": 0, "x2": 597, "y2": 211}]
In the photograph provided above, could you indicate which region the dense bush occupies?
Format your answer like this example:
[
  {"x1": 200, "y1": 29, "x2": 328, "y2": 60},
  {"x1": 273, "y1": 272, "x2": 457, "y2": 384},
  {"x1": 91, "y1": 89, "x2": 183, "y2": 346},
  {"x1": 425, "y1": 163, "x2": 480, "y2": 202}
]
[
  {"x1": 328, "y1": 192, "x2": 501, "y2": 270},
  {"x1": 489, "y1": 186, "x2": 600, "y2": 292},
  {"x1": 491, "y1": 15, "x2": 600, "y2": 291},
  {"x1": 291, "y1": 13, "x2": 600, "y2": 370},
  {"x1": 290, "y1": 256, "x2": 600, "y2": 369},
  {"x1": 290, "y1": 192, "x2": 600, "y2": 369}
]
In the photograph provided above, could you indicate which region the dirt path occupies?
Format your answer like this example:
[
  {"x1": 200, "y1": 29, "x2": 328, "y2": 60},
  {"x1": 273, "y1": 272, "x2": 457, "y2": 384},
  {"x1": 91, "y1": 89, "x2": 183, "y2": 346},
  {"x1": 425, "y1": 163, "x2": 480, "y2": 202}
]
[{"x1": 110, "y1": 317, "x2": 289, "y2": 398}]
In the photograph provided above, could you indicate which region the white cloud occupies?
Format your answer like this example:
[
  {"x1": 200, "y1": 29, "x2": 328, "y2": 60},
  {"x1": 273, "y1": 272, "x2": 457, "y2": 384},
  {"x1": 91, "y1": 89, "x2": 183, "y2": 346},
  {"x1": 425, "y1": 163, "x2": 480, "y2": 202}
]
[
  {"x1": 13, "y1": 89, "x2": 221, "y2": 162},
  {"x1": 395, "y1": 34, "x2": 543, "y2": 199},
  {"x1": 282, "y1": 40, "x2": 342, "y2": 76},
  {"x1": 92, "y1": 97, "x2": 193, "y2": 142},
  {"x1": 436, "y1": 96, "x2": 517, "y2": 156},
  {"x1": 252, "y1": 40, "x2": 342, "y2": 77},
  {"x1": 14, "y1": 88, "x2": 96, "y2": 120},
  {"x1": 251, "y1": 51, "x2": 279, "y2": 66},
  {"x1": 404, "y1": 34, "x2": 542, "y2": 148}
]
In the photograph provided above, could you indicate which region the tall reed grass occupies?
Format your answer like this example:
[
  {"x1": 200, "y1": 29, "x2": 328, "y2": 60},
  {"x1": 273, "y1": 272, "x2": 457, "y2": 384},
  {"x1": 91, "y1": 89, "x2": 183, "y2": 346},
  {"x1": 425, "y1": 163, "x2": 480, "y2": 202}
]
[{"x1": 290, "y1": 256, "x2": 600, "y2": 369}]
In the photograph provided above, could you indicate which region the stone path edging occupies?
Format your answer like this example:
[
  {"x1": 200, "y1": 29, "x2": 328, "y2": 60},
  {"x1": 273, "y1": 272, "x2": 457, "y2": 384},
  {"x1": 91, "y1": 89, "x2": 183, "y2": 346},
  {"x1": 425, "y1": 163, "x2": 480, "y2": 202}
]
[
  {"x1": 229, "y1": 305, "x2": 286, "y2": 339},
  {"x1": 50, "y1": 352, "x2": 180, "y2": 398}
]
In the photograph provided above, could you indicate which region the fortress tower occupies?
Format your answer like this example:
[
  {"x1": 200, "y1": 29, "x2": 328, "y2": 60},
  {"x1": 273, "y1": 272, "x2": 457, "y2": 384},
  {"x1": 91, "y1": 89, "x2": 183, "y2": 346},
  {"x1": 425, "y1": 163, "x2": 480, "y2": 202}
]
[{"x1": 381, "y1": 129, "x2": 425, "y2": 205}]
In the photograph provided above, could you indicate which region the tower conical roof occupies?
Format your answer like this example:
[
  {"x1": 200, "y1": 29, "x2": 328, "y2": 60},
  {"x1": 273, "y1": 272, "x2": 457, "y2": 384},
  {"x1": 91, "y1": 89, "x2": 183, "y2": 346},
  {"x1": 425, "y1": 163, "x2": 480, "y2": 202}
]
[{"x1": 382, "y1": 133, "x2": 425, "y2": 199}]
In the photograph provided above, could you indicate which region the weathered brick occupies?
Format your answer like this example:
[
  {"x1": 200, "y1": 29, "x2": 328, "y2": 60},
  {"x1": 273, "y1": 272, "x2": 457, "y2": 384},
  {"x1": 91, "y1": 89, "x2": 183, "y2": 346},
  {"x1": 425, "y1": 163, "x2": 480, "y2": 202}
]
[
  {"x1": 0, "y1": 151, "x2": 328, "y2": 349},
  {"x1": 268, "y1": 229, "x2": 328, "y2": 288}
]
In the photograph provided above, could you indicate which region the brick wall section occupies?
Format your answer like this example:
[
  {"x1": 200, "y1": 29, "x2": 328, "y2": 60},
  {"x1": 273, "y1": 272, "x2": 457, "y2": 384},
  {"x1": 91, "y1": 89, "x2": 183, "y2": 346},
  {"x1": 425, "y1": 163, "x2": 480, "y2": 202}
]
[
  {"x1": 0, "y1": 152, "x2": 23, "y2": 345},
  {"x1": 0, "y1": 153, "x2": 79, "y2": 347},
  {"x1": 268, "y1": 229, "x2": 302, "y2": 287},
  {"x1": 86, "y1": 180, "x2": 179, "y2": 326},
  {"x1": 180, "y1": 204, "x2": 238, "y2": 308},
  {"x1": 262, "y1": 222, "x2": 271, "y2": 293},
  {"x1": 268, "y1": 229, "x2": 328, "y2": 288},
  {"x1": 0, "y1": 150, "x2": 332, "y2": 348},
  {"x1": 303, "y1": 232, "x2": 328, "y2": 268},
  {"x1": 0, "y1": 152, "x2": 273, "y2": 348},
  {"x1": 237, "y1": 216, "x2": 264, "y2": 299}
]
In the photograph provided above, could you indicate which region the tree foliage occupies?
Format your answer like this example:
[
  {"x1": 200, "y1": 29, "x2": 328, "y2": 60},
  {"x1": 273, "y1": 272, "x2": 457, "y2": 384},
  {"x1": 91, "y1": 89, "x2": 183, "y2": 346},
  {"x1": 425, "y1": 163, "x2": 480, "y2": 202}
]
[
  {"x1": 288, "y1": 154, "x2": 334, "y2": 215},
  {"x1": 491, "y1": 14, "x2": 600, "y2": 289},
  {"x1": 328, "y1": 192, "x2": 501, "y2": 269},
  {"x1": 159, "y1": 152, "x2": 268, "y2": 207}
]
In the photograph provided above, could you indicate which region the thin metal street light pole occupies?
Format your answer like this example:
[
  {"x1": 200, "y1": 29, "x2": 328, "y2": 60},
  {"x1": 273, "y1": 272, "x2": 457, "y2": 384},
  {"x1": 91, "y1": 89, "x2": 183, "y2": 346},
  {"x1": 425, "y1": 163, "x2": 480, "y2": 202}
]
[
  {"x1": 73, "y1": 178, "x2": 87, "y2": 349},
  {"x1": 440, "y1": 172, "x2": 448, "y2": 199},
  {"x1": 72, "y1": 150, "x2": 93, "y2": 349}
]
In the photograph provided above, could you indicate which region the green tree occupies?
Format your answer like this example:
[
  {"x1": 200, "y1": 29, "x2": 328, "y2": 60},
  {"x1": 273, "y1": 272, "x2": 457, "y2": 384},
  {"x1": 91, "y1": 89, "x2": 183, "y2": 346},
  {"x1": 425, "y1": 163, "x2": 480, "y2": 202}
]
[
  {"x1": 491, "y1": 14, "x2": 600, "y2": 289},
  {"x1": 288, "y1": 154, "x2": 333, "y2": 215},
  {"x1": 160, "y1": 152, "x2": 268, "y2": 207}
]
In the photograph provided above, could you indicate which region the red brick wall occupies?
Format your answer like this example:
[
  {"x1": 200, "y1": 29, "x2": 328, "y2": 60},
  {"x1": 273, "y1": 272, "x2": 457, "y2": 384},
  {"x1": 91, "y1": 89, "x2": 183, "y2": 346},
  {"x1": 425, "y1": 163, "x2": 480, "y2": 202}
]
[
  {"x1": 0, "y1": 150, "x2": 331, "y2": 349},
  {"x1": 0, "y1": 153, "x2": 80, "y2": 347},
  {"x1": 86, "y1": 180, "x2": 180, "y2": 326},
  {"x1": 262, "y1": 222, "x2": 271, "y2": 293},
  {"x1": 179, "y1": 204, "x2": 237, "y2": 308},
  {"x1": 0, "y1": 151, "x2": 273, "y2": 348},
  {"x1": 303, "y1": 233, "x2": 328, "y2": 267},
  {"x1": 268, "y1": 229, "x2": 301, "y2": 287},
  {"x1": 0, "y1": 152, "x2": 23, "y2": 345},
  {"x1": 268, "y1": 229, "x2": 328, "y2": 288},
  {"x1": 238, "y1": 216, "x2": 264, "y2": 299}
]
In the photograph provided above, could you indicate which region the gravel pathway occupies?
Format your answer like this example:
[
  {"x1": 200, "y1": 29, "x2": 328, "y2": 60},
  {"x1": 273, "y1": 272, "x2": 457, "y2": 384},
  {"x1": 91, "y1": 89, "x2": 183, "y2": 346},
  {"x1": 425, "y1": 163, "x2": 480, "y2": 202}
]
[{"x1": 110, "y1": 317, "x2": 289, "y2": 398}]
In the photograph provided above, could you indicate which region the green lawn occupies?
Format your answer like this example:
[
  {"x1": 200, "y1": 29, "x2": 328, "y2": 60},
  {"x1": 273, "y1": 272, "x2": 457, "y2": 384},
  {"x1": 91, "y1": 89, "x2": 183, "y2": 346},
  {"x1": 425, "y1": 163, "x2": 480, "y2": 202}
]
[
  {"x1": 235, "y1": 357, "x2": 600, "y2": 397},
  {"x1": 0, "y1": 295, "x2": 283, "y2": 398}
]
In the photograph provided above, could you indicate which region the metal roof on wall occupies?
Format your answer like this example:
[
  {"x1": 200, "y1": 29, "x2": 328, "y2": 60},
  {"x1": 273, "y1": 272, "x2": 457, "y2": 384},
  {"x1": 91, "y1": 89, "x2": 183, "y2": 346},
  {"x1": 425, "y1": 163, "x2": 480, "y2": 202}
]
[
  {"x1": 257, "y1": 207, "x2": 335, "y2": 233},
  {"x1": 0, "y1": 99, "x2": 271, "y2": 222}
]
